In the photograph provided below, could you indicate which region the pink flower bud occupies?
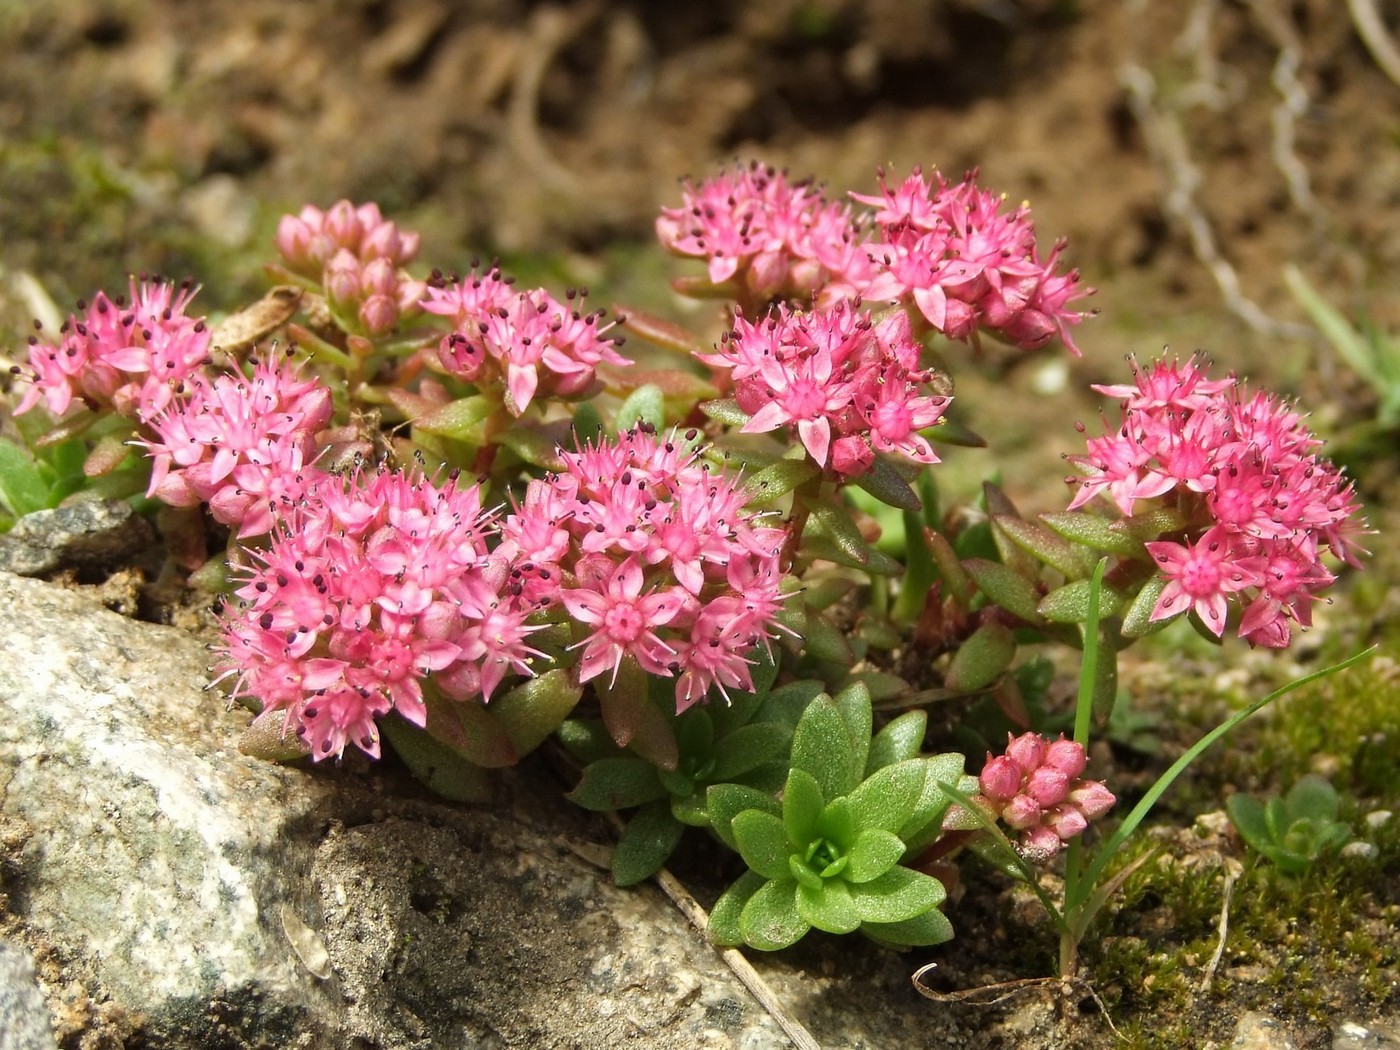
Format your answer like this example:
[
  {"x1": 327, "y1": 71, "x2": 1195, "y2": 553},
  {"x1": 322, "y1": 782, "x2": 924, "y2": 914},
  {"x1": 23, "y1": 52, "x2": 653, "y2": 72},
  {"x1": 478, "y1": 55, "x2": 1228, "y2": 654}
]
[
  {"x1": 1018, "y1": 825, "x2": 1062, "y2": 863},
  {"x1": 1004, "y1": 732, "x2": 1047, "y2": 775},
  {"x1": 359, "y1": 295, "x2": 398, "y2": 336},
  {"x1": 830, "y1": 435, "x2": 874, "y2": 478},
  {"x1": 360, "y1": 220, "x2": 402, "y2": 262},
  {"x1": 276, "y1": 215, "x2": 315, "y2": 268},
  {"x1": 747, "y1": 250, "x2": 788, "y2": 299},
  {"x1": 1044, "y1": 737, "x2": 1087, "y2": 778},
  {"x1": 360, "y1": 258, "x2": 398, "y2": 298},
  {"x1": 1026, "y1": 766, "x2": 1070, "y2": 807},
  {"x1": 324, "y1": 200, "x2": 363, "y2": 250},
  {"x1": 1046, "y1": 804, "x2": 1088, "y2": 841},
  {"x1": 1002, "y1": 793, "x2": 1042, "y2": 830},
  {"x1": 979, "y1": 755, "x2": 1023, "y2": 803},
  {"x1": 325, "y1": 250, "x2": 363, "y2": 307},
  {"x1": 1068, "y1": 780, "x2": 1116, "y2": 820}
]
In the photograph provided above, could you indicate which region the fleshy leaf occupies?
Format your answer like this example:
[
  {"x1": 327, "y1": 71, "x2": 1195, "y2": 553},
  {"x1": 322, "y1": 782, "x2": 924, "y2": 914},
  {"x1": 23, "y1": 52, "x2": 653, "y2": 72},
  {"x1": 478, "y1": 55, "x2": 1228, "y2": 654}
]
[
  {"x1": 492, "y1": 424, "x2": 567, "y2": 470},
  {"x1": 567, "y1": 757, "x2": 667, "y2": 811},
  {"x1": 844, "y1": 828, "x2": 908, "y2": 883},
  {"x1": 707, "y1": 783, "x2": 782, "y2": 850},
  {"x1": 490, "y1": 670, "x2": 582, "y2": 757},
  {"x1": 425, "y1": 693, "x2": 518, "y2": 768},
  {"x1": 671, "y1": 792, "x2": 710, "y2": 827},
  {"x1": 848, "y1": 866, "x2": 945, "y2": 923},
  {"x1": 866, "y1": 710, "x2": 928, "y2": 775},
  {"x1": 555, "y1": 718, "x2": 620, "y2": 764},
  {"x1": 860, "y1": 907, "x2": 954, "y2": 947},
  {"x1": 0, "y1": 439, "x2": 49, "y2": 518},
  {"x1": 709, "y1": 870, "x2": 766, "y2": 946},
  {"x1": 612, "y1": 800, "x2": 685, "y2": 886},
  {"x1": 732, "y1": 810, "x2": 795, "y2": 880},
  {"x1": 782, "y1": 767, "x2": 826, "y2": 847},
  {"x1": 380, "y1": 714, "x2": 494, "y2": 803},
  {"x1": 791, "y1": 695, "x2": 861, "y2": 801},
  {"x1": 237, "y1": 708, "x2": 313, "y2": 762},
  {"x1": 1040, "y1": 511, "x2": 1146, "y2": 557},
  {"x1": 993, "y1": 514, "x2": 1095, "y2": 579},
  {"x1": 616, "y1": 383, "x2": 666, "y2": 432},
  {"x1": 739, "y1": 878, "x2": 809, "y2": 951},
  {"x1": 944, "y1": 621, "x2": 1017, "y2": 693},
  {"x1": 710, "y1": 722, "x2": 791, "y2": 781},
  {"x1": 845, "y1": 759, "x2": 925, "y2": 835},
  {"x1": 798, "y1": 879, "x2": 861, "y2": 934},
  {"x1": 1038, "y1": 579, "x2": 1123, "y2": 625},
  {"x1": 832, "y1": 682, "x2": 873, "y2": 777},
  {"x1": 740, "y1": 458, "x2": 822, "y2": 505},
  {"x1": 412, "y1": 395, "x2": 497, "y2": 441},
  {"x1": 1121, "y1": 576, "x2": 1172, "y2": 638},
  {"x1": 616, "y1": 307, "x2": 706, "y2": 355},
  {"x1": 806, "y1": 502, "x2": 873, "y2": 566},
  {"x1": 851, "y1": 456, "x2": 922, "y2": 511},
  {"x1": 700, "y1": 398, "x2": 751, "y2": 428},
  {"x1": 961, "y1": 558, "x2": 1045, "y2": 624}
]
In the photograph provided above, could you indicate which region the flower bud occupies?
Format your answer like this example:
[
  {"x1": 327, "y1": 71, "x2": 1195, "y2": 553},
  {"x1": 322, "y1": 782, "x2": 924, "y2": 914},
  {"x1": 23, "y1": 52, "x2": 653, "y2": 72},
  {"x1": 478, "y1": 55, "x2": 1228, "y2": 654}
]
[
  {"x1": 1044, "y1": 737, "x2": 1087, "y2": 778},
  {"x1": 978, "y1": 755, "x2": 1023, "y2": 803},
  {"x1": 359, "y1": 295, "x2": 398, "y2": 336},
  {"x1": 324, "y1": 250, "x2": 363, "y2": 307},
  {"x1": 1046, "y1": 804, "x2": 1088, "y2": 841},
  {"x1": 1002, "y1": 793, "x2": 1042, "y2": 830},
  {"x1": 1025, "y1": 766, "x2": 1070, "y2": 808},
  {"x1": 831, "y1": 435, "x2": 874, "y2": 478},
  {"x1": 276, "y1": 215, "x2": 315, "y2": 269},
  {"x1": 360, "y1": 258, "x2": 398, "y2": 298},
  {"x1": 1068, "y1": 780, "x2": 1116, "y2": 820},
  {"x1": 324, "y1": 200, "x2": 364, "y2": 250},
  {"x1": 1018, "y1": 825, "x2": 1062, "y2": 863},
  {"x1": 1004, "y1": 732, "x2": 1047, "y2": 775}
]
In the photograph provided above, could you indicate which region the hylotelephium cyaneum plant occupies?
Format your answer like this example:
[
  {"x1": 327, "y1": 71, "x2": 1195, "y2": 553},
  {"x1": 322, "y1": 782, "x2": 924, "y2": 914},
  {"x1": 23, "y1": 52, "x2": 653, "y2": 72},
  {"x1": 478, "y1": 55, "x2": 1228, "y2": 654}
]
[{"x1": 2, "y1": 160, "x2": 1370, "y2": 972}]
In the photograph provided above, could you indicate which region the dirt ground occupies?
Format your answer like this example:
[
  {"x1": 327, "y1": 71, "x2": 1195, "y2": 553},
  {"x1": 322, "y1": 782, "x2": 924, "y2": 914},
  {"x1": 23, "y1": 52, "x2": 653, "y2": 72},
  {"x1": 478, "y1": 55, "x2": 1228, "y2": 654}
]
[{"x1": 2, "y1": 1, "x2": 1399, "y2": 1048}]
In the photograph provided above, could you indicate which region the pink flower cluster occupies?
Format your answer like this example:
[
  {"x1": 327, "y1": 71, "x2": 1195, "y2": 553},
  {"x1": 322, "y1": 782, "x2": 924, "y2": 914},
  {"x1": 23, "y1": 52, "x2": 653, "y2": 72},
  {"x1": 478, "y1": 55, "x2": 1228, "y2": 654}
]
[
  {"x1": 1067, "y1": 357, "x2": 1365, "y2": 647},
  {"x1": 852, "y1": 168, "x2": 1092, "y2": 354},
  {"x1": 698, "y1": 301, "x2": 950, "y2": 478},
  {"x1": 656, "y1": 162, "x2": 867, "y2": 306},
  {"x1": 656, "y1": 164, "x2": 1092, "y2": 354},
  {"x1": 497, "y1": 427, "x2": 789, "y2": 711},
  {"x1": 422, "y1": 265, "x2": 631, "y2": 416},
  {"x1": 139, "y1": 351, "x2": 334, "y2": 537},
  {"x1": 14, "y1": 279, "x2": 211, "y2": 422},
  {"x1": 217, "y1": 467, "x2": 541, "y2": 760},
  {"x1": 975, "y1": 733, "x2": 1115, "y2": 863},
  {"x1": 275, "y1": 200, "x2": 426, "y2": 336}
]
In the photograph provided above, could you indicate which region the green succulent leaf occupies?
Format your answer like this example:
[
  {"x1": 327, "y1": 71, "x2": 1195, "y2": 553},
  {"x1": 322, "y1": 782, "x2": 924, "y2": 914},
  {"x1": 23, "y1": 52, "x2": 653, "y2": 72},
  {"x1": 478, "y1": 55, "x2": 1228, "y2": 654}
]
[
  {"x1": 555, "y1": 718, "x2": 620, "y2": 764},
  {"x1": 710, "y1": 722, "x2": 791, "y2": 781},
  {"x1": 616, "y1": 382, "x2": 666, "y2": 432},
  {"x1": 567, "y1": 757, "x2": 667, "y2": 811},
  {"x1": 962, "y1": 558, "x2": 1045, "y2": 625},
  {"x1": 807, "y1": 502, "x2": 874, "y2": 566},
  {"x1": 860, "y1": 907, "x2": 955, "y2": 947},
  {"x1": 816, "y1": 797, "x2": 858, "y2": 851},
  {"x1": 1040, "y1": 511, "x2": 1146, "y2": 557},
  {"x1": 798, "y1": 878, "x2": 861, "y2": 934},
  {"x1": 791, "y1": 695, "x2": 862, "y2": 801},
  {"x1": 845, "y1": 759, "x2": 926, "y2": 835},
  {"x1": 783, "y1": 767, "x2": 827, "y2": 846},
  {"x1": 707, "y1": 783, "x2": 782, "y2": 849},
  {"x1": 866, "y1": 710, "x2": 928, "y2": 775},
  {"x1": 612, "y1": 800, "x2": 685, "y2": 886},
  {"x1": 571, "y1": 401, "x2": 605, "y2": 443},
  {"x1": 1121, "y1": 576, "x2": 1171, "y2": 638},
  {"x1": 732, "y1": 809, "x2": 795, "y2": 880},
  {"x1": 848, "y1": 866, "x2": 946, "y2": 924},
  {"x1": 944, "y1": 620, "x2": 1017, "y2": 693},
  {"x1": 756, "y1": 680, "x2": 826, "y2": 729},
  {"x1": 844, "y1": 828, "x2": 908, "y2": 883},
  {"x1": 851, "y1": 456, "x2": 922, "y2": 511},
  {"x1": 899, "y1": 754, "x2": 969, "y2": 850},
  {"x1": 490, "y1": 669, "x2": 581, "y2": 756},
  {"x1": 380, "y1": 714, "x2": 494, "y2": 803},
  {"x1": 993, "y1": 514, "x2": 1095, "y2": 579},
  {"x1": 0, "y1": 439, "x2": 50, "y2": 519},
  {"x1": 671, "y1": 792, "x2": 710, "y2": 827},
  {"x1": 1038, "y1": 579, "x2": 1123, "y2": 625},
  {"x1": 700, "y1": 398, "x2": 752, "y2": 428},
  {"x1": 709, "y1": 870, "x2": 766, "y2": 946},
  {"x1": 412, "y1": 394, "x2": 496, "y2": 441},
  {"x1": 740, "y1": 878, "x2": 810, "y2": 951},
  {"x1": 740, "y1": 457, "x2": 822, "y2": 505}
]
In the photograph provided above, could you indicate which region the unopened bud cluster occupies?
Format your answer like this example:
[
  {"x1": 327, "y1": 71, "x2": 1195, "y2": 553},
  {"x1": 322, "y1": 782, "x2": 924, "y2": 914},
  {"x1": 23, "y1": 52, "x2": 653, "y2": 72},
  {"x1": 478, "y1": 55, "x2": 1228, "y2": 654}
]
[{"x1": 975, "y1": 732, "x2": 1115, "y2": 862}]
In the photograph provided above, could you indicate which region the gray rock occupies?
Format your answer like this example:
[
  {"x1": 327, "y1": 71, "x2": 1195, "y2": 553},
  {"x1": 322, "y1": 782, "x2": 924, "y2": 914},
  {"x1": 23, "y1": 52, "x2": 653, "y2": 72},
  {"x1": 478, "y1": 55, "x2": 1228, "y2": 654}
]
[
  {"x1": 0, "y1": 571, "x2": 1072, "y2": 1049},
  {"x1": 1232, "y1": 1010, "x2": 1297, "y2": 1050},
  {"x1": 0, "y1": 499, "x2": 154, "y2": 576},
  {"x1": 0, "y1": 941, "x2": 57, "y2": 1050},
  {"x1": 1335, "y1": 1019, "x2": 1400, "y2": 1048}
]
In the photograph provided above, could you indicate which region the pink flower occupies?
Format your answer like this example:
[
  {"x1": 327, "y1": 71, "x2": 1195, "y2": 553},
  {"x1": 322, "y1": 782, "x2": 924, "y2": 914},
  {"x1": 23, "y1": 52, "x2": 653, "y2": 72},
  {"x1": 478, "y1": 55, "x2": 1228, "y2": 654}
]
[
  {"x1": 15, "y1": 279, "x2": 210, "y2": 422},
  {"x1": 275, "y1": 200, "x2": 420, "y2": 278},
  {"x1": 851, "y1": 167, "x2": 1094, "y2": 353},
  {"x1": 1147, "y1": 526, "x2": 1263, "y2": 636},
  {"x1": 562, "y1": 556, "x2": 688, "y2": 686},
  {"x1": 426, "y1": 279, "x2": 630, "y2": 415},
  {"x1": 700, "y1": 302, "x2": 949, "y2": 477},
  {"x1": 657, "y1": 161, "x2": 863, "y2": 305},
  {"x1": 215, "y1": 467, "x2": 540, "y2": 761}
]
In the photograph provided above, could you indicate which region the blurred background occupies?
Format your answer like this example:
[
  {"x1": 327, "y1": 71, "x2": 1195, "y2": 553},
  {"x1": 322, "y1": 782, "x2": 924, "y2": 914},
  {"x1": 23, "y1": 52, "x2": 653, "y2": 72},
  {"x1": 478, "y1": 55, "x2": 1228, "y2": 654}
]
[{"x1": 2, "y1": 0, "x2": 1399, "y2": 500}]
